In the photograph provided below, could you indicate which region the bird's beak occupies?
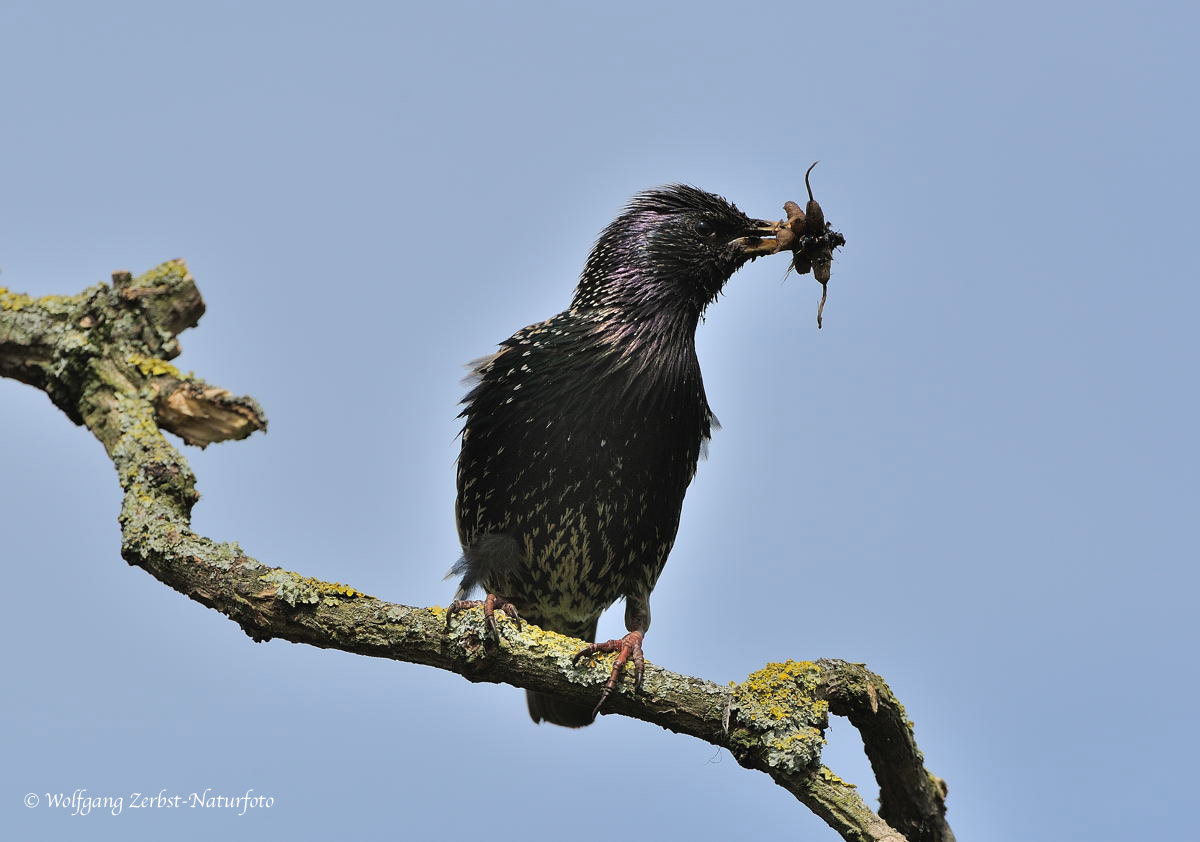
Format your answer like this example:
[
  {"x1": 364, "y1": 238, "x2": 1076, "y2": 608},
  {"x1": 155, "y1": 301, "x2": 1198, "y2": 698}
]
[{"x1": 729, "y1": 219, "x2": 791, "y2": 258}]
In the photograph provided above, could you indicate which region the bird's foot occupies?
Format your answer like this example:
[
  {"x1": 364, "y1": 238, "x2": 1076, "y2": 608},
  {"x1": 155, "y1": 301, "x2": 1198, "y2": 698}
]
[
  {"x1": 445, "y1": 593, "x2": 522, "y2": 642},
  {"x1": 571, "y1": 630, "x2": 645, "y2": 718}
]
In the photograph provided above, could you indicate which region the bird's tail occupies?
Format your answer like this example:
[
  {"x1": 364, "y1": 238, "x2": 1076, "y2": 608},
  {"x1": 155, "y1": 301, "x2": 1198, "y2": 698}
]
[
  {"x1": 525, "y1": 616, "x2": 599, "y2": 728},
  {"x1": 526, "y1": 691, "x2": 596, "y2": 728}
]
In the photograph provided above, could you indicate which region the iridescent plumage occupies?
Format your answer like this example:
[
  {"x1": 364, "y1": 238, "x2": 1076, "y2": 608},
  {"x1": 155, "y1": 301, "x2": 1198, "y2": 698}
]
[{"x1": 452, "y1": 186, "x2": 781, "y2": 725}]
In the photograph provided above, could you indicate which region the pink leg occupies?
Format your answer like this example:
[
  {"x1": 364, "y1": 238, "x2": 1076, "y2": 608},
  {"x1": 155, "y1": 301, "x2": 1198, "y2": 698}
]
[{"x1": 572, "y1": 630, "x2": 645, "y2": 718}]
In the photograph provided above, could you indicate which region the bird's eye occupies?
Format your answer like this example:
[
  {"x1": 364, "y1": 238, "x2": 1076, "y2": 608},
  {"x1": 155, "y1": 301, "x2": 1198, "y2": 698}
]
[{"x1": 695, "y1": 219, "x2": 716, "y2": 237}]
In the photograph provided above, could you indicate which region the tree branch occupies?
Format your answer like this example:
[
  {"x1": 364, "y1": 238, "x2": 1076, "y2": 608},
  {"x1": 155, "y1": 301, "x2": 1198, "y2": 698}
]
[{"x1": 0, "y1": 262, "x2": 953, "y2": 842}]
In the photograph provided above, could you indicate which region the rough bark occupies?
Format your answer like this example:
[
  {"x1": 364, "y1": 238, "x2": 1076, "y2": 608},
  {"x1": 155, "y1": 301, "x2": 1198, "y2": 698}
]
[{"x1": 0, "y1": 261, "x2": 954, "y2": 842}]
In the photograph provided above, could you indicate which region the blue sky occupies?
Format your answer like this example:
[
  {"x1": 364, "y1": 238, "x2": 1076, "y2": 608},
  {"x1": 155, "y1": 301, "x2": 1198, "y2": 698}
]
[{"x1": 2, "y1": 2, "x2": 1196, "y2": 839}]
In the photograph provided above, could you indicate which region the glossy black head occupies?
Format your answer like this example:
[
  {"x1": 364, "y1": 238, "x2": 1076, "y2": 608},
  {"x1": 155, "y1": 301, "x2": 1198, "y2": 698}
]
[{"x1": 573, "y1": 185, "x2": 782, "y2": 315}]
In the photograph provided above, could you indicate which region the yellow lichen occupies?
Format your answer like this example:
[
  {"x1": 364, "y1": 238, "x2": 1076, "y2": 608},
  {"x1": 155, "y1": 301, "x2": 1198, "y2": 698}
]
[
  {"x1": 134, "y1": 259, "x2": 190, "y2": 287},
  {"x1": 819, "y1": 766, "x2": 856, "y2": 787},
  {"x1": 127, "y1": 353, "x2": 184, "y2": 379},
  {"x1": 0, "y1": 288, "x2": 35, "y2": 312},
  {"x1": 738, "y1": 660, "x2": 829, "y2": 720},
  {"x1": 311, "y1": 579, "x2": 367, "y2": 598},
  {"x1": 256, "y1": 570, "x2": 369, "y2": 607},
  {"x1": 730, "y1": 659, "x2": 829, "y2": 773}
]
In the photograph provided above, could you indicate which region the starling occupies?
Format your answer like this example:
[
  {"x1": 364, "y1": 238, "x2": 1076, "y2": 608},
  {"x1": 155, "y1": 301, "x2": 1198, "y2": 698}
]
[{"x1": 449, "y1": 185, "x2": 798, "y2": 727}]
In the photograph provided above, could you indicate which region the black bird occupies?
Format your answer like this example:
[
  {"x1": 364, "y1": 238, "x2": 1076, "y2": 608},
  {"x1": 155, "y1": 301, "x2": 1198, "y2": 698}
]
[{"x1": 450, "y1": 185, "x2": 795, "y2": 727}]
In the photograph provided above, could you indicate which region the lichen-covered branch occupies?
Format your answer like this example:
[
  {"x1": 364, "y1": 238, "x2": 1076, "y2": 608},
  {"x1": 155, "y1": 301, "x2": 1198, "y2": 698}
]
[
  {"x1": 1, "y1": 264, "x2": 265, "y2": 444},
  {"x1": 817, "y1": 661, "x2": 955, "y2": 841},
  {"x1": 0, "y1": 262, "x2": 953, "y2": 842}
]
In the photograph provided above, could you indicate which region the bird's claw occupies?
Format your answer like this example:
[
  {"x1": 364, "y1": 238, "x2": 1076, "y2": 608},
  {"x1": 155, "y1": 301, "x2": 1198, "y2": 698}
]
[
  {"x1": 572, "y1": 630, "x2": 645, "y2": 718},
  {"x1": 445, "y1": 593, "x2": 522, "y2": 642}
]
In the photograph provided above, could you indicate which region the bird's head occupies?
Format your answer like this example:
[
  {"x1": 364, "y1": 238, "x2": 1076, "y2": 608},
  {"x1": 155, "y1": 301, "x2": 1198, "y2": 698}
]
[{"x1": 573, "y1": 185, "x2": 788, "y2": 317}]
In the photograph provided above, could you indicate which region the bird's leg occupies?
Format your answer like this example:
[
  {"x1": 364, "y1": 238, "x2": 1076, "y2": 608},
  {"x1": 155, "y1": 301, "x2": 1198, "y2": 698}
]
[
  {"x1": 571, "y1": 597, "x2": 650, "y2": 718},
  {"x1": 445, "y1": 593, "x2": 522, "y2": 642},
  {"x1": 572, "y1": 631, "x2": 644, "y2": 719}
]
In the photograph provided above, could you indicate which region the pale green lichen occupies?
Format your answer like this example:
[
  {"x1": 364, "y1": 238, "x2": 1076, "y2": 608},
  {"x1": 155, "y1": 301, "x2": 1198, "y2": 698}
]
[
  {"x1": 380, "y1": 605, "x2": 415, "y2": 624},
  {"x1": 439, "y1": 604, "x2": 600, "y2": 674},
  {"x1": 729, "y1": 659, "x2": 829, "y2": 773},
  {"x1": 108, "y1": 394, "x2": 188, "y2": 489},
  {"x1": 257, "y1": 570, "x2": 368, "y2": 607}
]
